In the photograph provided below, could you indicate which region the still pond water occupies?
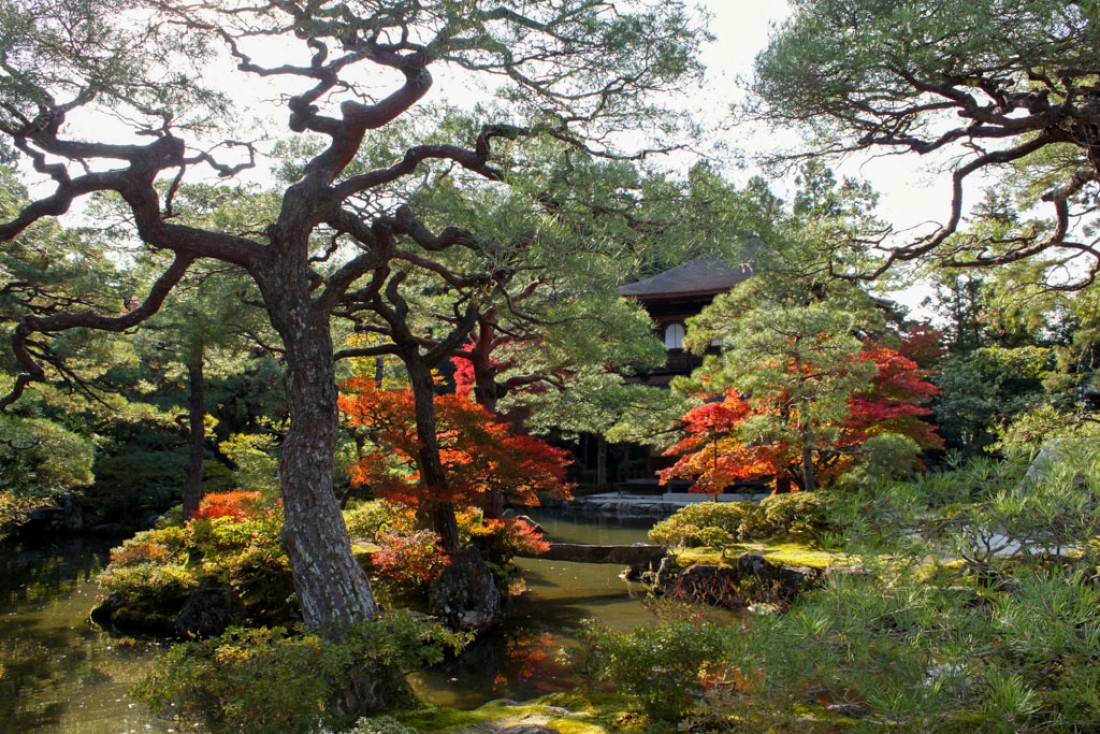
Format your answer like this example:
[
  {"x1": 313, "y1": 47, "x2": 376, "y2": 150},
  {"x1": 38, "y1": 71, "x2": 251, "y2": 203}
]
[{"x1": 0, "y1": 512, "x2": 729, "y2": 733}]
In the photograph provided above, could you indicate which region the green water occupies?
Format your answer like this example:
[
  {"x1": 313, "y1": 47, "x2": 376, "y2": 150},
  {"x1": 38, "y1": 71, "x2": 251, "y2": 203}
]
[
  {"x1": 0, "y1": 540, "x2": 186, "y2": 734},
  {"x1": 0, "y1": 513, "x2": 733, "y2": 731},
  {"x1": 408, "y1": 511, "x2": 741, "y2": 709}
]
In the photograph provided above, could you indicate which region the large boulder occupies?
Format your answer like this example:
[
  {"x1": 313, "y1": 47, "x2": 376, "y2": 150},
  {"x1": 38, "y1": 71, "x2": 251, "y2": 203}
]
[
  {"x1": 89, "y1": 591, "x2": 178, "y2": 636},
  {"x1": 1020, "y1": 438, "x2": 1097, "y2": 491},
  {"x1": 174, "y1": 580, "x2": 246, "y2": 638},
  {"x1": 89, "y1": 591, "x2": 124, "y2": 628},
  {"x1": 658, "y1": 553, "x2": 821, "y2": 608},
  {"x1": 429, "y1": 547, "x2": 501, "y2": 631}
]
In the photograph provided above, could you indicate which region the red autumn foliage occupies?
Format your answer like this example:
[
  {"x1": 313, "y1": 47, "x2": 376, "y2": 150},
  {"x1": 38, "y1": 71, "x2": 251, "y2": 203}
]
[
  {"x1": 496, "y1": 517, "x2": 553, "y2": 556},
  {"x1": 660, "y1": 344, "x2": 942, "y2": 493},
  {"x1": 339, "y1": 378, "x2": 574, "y2": 509},
  {"x1": 451, "y1": 351, "x2": 478, "y2": 401},
  {"x1": 371, "y1": 529, "x2": 451, "y2": 585},
  {"x1": 846, "y1": 345, "x2": 943, "y2": 452},
  {"x1": 450, "y1": 338, "x2": 555, "y2": 403},
  {"x1": 191, "y1": 491, "x2": 267, "y2": 521},
  {"x1": 895, "y1": 323, "x2": 945, "y2": 369},
  {"x1": 657, "y1": 392, "x2": 780, "y2": 496},
  {"x1": 109, "y1": 540, "x2": 173, "y2": 566}
]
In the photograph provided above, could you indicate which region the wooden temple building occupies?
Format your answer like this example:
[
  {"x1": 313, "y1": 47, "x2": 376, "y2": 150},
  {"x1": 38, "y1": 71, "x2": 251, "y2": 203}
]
[
  {"x1": 617, "y1": 256, "x2": 754, "y2": 387},
  {"x1": 571, "y1": 256, "x2": 754, "y2": 490}
]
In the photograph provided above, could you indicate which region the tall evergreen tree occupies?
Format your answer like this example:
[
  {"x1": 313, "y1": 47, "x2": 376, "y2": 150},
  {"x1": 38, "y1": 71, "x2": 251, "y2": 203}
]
[{"x1": 0, "y1": 0, "x2": 705, "y2": 640}]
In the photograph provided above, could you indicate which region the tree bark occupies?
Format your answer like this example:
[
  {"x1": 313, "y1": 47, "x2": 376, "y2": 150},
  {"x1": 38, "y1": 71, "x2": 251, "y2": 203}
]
[
  {"x1": 182, "y1": 356, "x2": 205, "y2": 521},
  {"x1": 800, "y1": 434, "x2": 817, "y2": 492},
  {"x1": 468, "y1": 325, "x2": 507, "y2": 519},
  {"x1": 406, "y1": 352, "x2": 461, "y2": 552},
  {"x1": 264, "y1": 264, "x2": 378, "y2": 630},
  {"x1": 597, "y1": 436, "x2": 608, "y2": 487}
]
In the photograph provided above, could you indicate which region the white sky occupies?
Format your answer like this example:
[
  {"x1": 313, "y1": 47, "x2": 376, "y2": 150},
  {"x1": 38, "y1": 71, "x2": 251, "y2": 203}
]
[
  {"x1": 698, "y1": 1, "x2": 949, "y2": 230},
  {"x1": 52, "y1": 1, "x2": 950, "y2": 312},
  {"x1": 68, "y1": 1, "x2": 953, "y2": 242},
  {"x1": 692, "y1": 1, "x2": 946, "y2": 312}
]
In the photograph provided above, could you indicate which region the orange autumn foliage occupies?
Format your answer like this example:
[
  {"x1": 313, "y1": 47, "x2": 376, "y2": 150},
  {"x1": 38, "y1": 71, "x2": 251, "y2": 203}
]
[
  {"x1": 661, "y1": 343, "x2": 942, "y2": 493},
  {"x1": 339, "y1": 378, "x2": 574, "y2": 509},
  {"x1": 191, "y1": 491, "x2": 268, "y2": 521}
]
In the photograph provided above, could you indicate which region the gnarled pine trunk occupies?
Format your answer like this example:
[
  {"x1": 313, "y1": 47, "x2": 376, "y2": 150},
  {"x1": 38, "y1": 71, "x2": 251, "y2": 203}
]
[
  {"x1": 406, "y1": 355, "x2": 461, "y2": 552},
  {"x1": 264, "y1": 268, "x2": 378, "y2": 629}
]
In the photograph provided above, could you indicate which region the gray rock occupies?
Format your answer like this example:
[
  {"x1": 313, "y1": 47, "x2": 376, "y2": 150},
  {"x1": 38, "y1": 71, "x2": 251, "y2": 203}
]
[
  {"x1": 89, "y1": 591, "x2": 124, "y2": 628},
  {"x1": 497, "y1": 726, "x2": 559, "y2": 734},
  {"x1": 429, "y1": 547, "x2": 502, "y2": 631},
  {"x1": 1021, "y1": 438, "x2": 1093, "y2": 491},
  {"x1": 174, "y1": 580, "x2": 245, "y2": 638},
  {"x1": 826, "y1": 702, "x2": 871, "y2": 718}
]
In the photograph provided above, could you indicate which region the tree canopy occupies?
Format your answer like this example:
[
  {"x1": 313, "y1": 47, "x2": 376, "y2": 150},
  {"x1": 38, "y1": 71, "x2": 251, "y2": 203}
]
[
  {"x1": 0, "y1": 0, "x2": 706, "y2": 637},
  {"x1": 752, "y1": 0, "x2": 1100, "y2": 287}
]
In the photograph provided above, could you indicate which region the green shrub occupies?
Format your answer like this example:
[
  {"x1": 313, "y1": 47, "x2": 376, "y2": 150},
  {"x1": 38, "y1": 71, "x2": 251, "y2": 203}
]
[
  {"x1": 108, "y1": 526, "x2": 189, "y2": 566},
  {"x1": 98, "y1": 513, "x2": 297, "y2": 624},
  {"x1": 219, "y1": 431, "x2": 282, "y2": 497},
  {"x1": 98, "y1": 561, "x2": 197, "y2": 607},
  {"x1": 727, "y1": 565, "x2": 1100, "y2": 732},
  {"x1": 756, "y1": 492, "x2": 829, "y2": 538},
  {"x1": 343, "y1": 499, "x2": 415, "y2": 540},
  {"x1": 345, "y1": 716, "x2": 418, "y2": 734},
  {"x1": 89, "y1": 448, "x2": 189, "y2": 519},
  {"x1": 188, "y1": 514, "x2": 296, "y2": 622},
  {"x1": 579, "y1": 619, "x2": 732, "y2": 721},
  {"x1": 134, "y1": 615, "x2": 468, "y2": 734},
  {"x1": 649, "y1": 495, "x2": 829, "y2": 548},
  {"x1": 648, "y1": 501, "x2": 762, "y2": 547}
]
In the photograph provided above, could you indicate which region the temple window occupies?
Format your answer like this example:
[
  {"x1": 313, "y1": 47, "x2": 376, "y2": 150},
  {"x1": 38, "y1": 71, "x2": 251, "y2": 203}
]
[{"x1": 664, "y1": 322, "x2": 685, "y2": 350}]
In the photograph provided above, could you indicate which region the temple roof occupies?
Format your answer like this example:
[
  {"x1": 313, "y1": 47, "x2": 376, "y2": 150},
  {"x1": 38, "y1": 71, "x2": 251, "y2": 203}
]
[{"x1": 616, "y1": 256, "x2": 753, "y2": 299}]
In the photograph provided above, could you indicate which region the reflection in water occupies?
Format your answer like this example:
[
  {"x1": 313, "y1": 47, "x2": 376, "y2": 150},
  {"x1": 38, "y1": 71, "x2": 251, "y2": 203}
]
[
  {"x1": 410, "y1": 510, "x2": 741, "y2": 709},
  {"x1": 0, "y1": 540, "x2": 181, "y2": 734},
  {"x1": 2, "y1": 511, "x2": 736, "y2": 727}
]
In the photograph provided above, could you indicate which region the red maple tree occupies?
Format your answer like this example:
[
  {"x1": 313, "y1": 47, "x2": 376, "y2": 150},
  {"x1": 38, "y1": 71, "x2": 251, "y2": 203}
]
[
  {"x1": 660, "y1": 343, "x2": 942, "y2": 493},
  {"x1": 339, "y1": 377, "x2": 574, "y2": 510}
]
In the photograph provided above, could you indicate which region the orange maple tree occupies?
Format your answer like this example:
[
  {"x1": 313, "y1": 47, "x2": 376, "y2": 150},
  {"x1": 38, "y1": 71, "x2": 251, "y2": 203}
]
[
  {"x1": 660, "y1": 343, "x2": 942, "y2": 493},
  {"x1": 339, "y1": 377, "x2": 574, "y2": 510},
  {"x1": 190, "y1": 491, "x2": 271, "y2": 521}
]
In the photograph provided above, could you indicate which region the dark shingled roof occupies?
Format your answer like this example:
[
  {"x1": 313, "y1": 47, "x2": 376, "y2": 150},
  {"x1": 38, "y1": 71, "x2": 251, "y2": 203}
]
[{"x1": 616, "y1": 256, "x2": 753, "y2": 299}]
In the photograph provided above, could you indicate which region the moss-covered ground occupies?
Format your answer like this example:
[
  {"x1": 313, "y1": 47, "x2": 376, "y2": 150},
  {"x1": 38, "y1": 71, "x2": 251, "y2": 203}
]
[
  {"x1": 670, "y1": 537, "x2": 853, "y2": 570},
  {"x1": 385, "y1": 692, "x2": 870, "y2": 733},
  {"x1": 392, "y1": 693, "x2": 632, "y2": 733}
]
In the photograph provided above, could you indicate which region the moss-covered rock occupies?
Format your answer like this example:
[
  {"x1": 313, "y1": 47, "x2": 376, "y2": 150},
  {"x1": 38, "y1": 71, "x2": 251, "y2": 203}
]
[
  {"x1": 388, "y1": 694, "x2": 631, "y2": 733},
  {"x1": 656, "y1": 553, "x2": 823, "y2": 608}
]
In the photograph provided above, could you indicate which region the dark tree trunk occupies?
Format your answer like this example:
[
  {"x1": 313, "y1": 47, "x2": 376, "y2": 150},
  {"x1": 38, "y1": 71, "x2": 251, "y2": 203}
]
[
  {"x1": 263, "y1": 261, "x2": 378, "y2": 629},
  {"x1": 406, "y1": 353, "x2": 460, "y2": 552},
  {"x1": 469, "y1": 327, "x2": 506, "y2": 519},
  {"x1": 800, "y1": 424, "x2": 817, "y2": 493},
  {"x1": 182, "y1": 356, "x2": 205, "y2": 521},
  {"x1": 775, "y1": 473, "x2": 793, "y2": 494},
  {"x1": 374, "y1": 355, "x2": 385, "y2": 388},
  {"x1": 597, "y1": 436, "x2": 608, "y2": 487}
]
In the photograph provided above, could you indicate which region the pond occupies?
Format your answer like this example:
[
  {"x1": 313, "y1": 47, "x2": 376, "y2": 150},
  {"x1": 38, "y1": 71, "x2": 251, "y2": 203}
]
[
  {"x1": 0, "y1": 538, "x2": 185, "y2": 734},
  {"x1": 408, "y1": 510, "x2": 690, "y2": 708},
  {"x1": 0, "y1": 511, "x2": 733, "y2": 732}
]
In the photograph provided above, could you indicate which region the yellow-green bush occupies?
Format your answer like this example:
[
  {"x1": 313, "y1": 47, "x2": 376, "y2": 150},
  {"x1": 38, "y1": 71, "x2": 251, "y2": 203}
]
[
  {"x1": 648, "y1": 501, "x2": 762, "y2": 547},
  {"x1": 135, "y1": 615, "x2": 468, "y2": 734},
  {"x1": 344, "y1": 499, "x2": 416, "y2": 540},
  {"x1": 648, "y1": 494, "x2": 829, "y2": 548},
  {"x1": 98, "y1": 562, "x2": 197, "y2": 607}
]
